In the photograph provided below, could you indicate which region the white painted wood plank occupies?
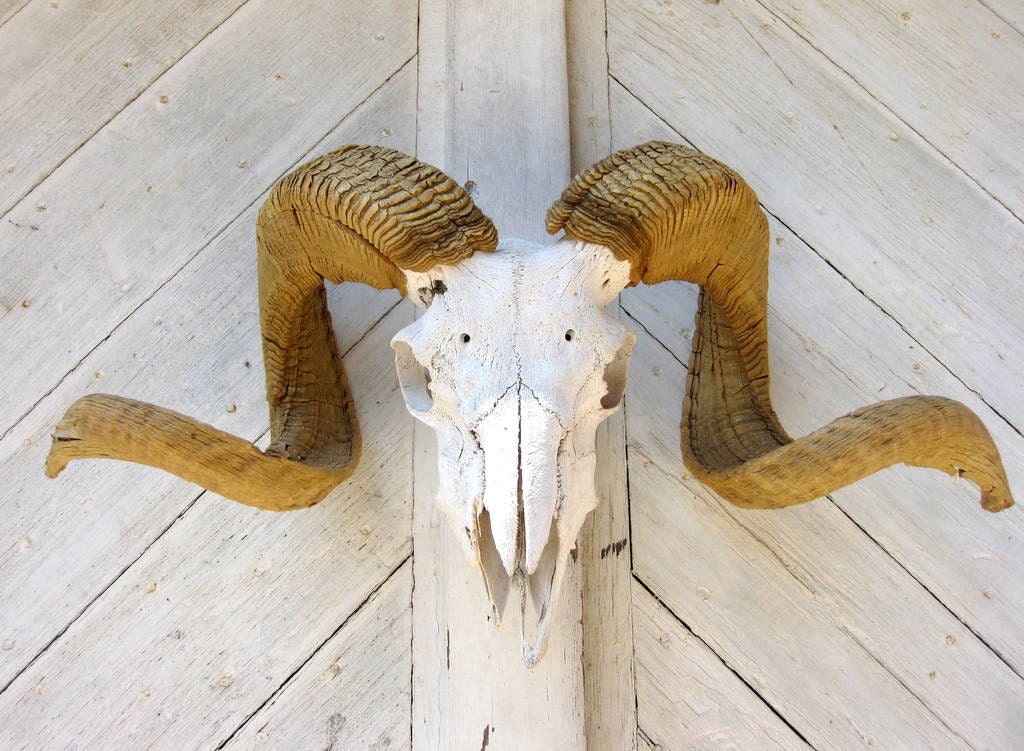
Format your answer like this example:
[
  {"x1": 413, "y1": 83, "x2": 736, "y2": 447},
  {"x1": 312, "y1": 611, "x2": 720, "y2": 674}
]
[
  {"x1": 614, "y1": 78, "x2": 1024, "y2": 675},
  {"x1": 416, "y1": 0, "x2": 571, "y2": 243},
  {"x1": 755, "y1": 0, "x2": 1024, "y2": 217},
  {"x1": 0, "y1": 0, "x2": 248, "y2": 215},
  {"x1": 0, "y1": 302, "x2": 414, "y2": 749},
  {"x1": 977, "y1": 0, "x2": 1024, "y2": 36},
  {"x1": 0, "y1": 0, "x2": 415, "y2": 435},
  {"x1": 413, "y1": 2, "x2": 585, "y2": 748},
  {"x1": 634, "y1": 585, "x2": 811, "y2": 751},
  {"x1": 630, "y1": 425, "x2": 984, "y2": 748},
  {"x1": 223, "y1": 562, "x2": 412, "y2": 751},
  {"x1": 566, "y1": 3, "x2": 638, "y2": 746},
  {"x1": 628, "y1": 334, "x2": 1024, "y2": 748},
  {"x1": 567, "y1": 0, "x2": 613, "y2": 176},
  {"x1": 614, "y1": 82, "x2": 1024, "y2": 748},
  {"x1": 0, "y1": 64, "x2": 416, "y2": 691},
  {"x1": 580, "y1": 381, "x2": 636, "y2": 750},
  {"x1": 0, "y1": 0, "x2": 28, "y2": 27},
  {"x1": 608, "y1": 0, "x2": 1024, "y2": 432}
]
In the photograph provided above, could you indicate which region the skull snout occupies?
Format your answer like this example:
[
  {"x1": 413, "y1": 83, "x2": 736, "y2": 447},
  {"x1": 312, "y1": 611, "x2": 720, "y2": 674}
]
[{"x1": 475, "y1": 383, "x2": 564, "y2": 580}]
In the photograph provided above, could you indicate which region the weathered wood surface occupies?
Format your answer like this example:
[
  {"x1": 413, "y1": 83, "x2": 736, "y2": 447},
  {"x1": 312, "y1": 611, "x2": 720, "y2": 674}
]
[
  {"x1": 0, "y1": 0, "x2": 248, "y2": 215},
  {"x1": 567, "y1": 0, "x2": 638, "y2": 747},
  {"x1": 0, "y1": 0, "x2": 29, "y2": 26},
  {"x1": 412, "y1": 1, "x2": 588, "y2": 748},
  {"x1": 0, "y1": 1, "x2": 1021, "y2": 748},
  {"x1": 633, "y1": 584, "x2": 810, "y2": 750},
  {"x1": 0, "y1": 44, "x2": 417, "y2": 748},
  {"x1": 757, "y1": 0, "x2": 1024, "y2": 218},
  {"x1": 609, "y1": 2, "x2": 1024, "y2": 744},
  {"x1": 222, "y1": 561, "x2": 413, "y2": 750},
  {"x1": 0, "y1": 0, "x2": 415, "y2": 435},
  {"x1": 609, "y1": 0, "x2": 1024, "y2": 432},
  {"x1": 0, "y1": 57, "x2": 415, "y2": 686}
]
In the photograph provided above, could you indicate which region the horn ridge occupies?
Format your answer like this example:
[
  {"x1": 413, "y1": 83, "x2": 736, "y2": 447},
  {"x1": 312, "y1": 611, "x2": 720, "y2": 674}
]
[
  {"x1": 47, "y1": 145, "x2": 496, "y2": 511},
  {"x1": 550, "y1": 141, "x2": 1013, "y2": 512}
]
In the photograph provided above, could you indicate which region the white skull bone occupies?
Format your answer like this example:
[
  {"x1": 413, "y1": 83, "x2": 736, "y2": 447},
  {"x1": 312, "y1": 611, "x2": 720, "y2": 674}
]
[{"x1": 392, "y1": 237, "x2": 634, "y2": 664}]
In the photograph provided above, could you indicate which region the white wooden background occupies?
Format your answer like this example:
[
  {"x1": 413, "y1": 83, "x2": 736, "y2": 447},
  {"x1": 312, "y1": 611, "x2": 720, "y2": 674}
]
[{"x1": 1, "y1": 1, "x2": 1022, "y2": 748}]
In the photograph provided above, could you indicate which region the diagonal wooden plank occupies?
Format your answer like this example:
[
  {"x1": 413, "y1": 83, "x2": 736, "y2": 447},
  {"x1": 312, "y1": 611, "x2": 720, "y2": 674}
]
[
  {"x1": 608, "y1": 0, "x2": 1024, "y2": 433},
  {"x1": 611, "y1": 79, "x2": 1024, "y2": 677},
  {"x1": 614, "y1": 75, "x2": 1024, "y2": 680},
  {"x1": 629, "y1": 403, "x2": 1020, "y2": 749},
  {"x1": 752, "y1": 0, "x2": 1024, "y2": 219},
  {"x1": 0, "y1": 64, "x2": 416, "y2": 691},
  {"x1": 0, "y1": 0, "x2": 29, "y2": 27},
  {"x1": 615, "y1": 95, "x2": 1024, "y2": 747},
  {"x1": 0, "y1": 302, "x2": 414, "y2": 749},
  {"x1": 221, "y1": 560, "x2": 413, "y2": 751},
  {"x1": 0, "y1": 0, "x2": 415, "y2": 436},
  {"x1": 633, "y1": 582, "x2": 811, "y2": 751},
  {"x1": 0, "y1": 0, "x2": 249, "y2": 215},
  {"x1": 979, "y1": 0, "x2": 1024, "y2": 34}
]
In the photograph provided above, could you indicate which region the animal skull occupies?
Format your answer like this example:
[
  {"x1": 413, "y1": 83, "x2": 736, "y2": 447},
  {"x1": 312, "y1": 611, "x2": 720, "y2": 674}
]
[
  {"x1": 47, "y1": 142, "x2": 1014, "y2": 665},
  {"x1": 394, "y1": 238, "x2": 634, "y2": 660}
]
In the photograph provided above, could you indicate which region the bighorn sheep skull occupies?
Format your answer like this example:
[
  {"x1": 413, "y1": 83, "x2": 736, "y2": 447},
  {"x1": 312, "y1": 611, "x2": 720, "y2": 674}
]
[
  {"x1": 394, "y1": 237, "x2": 634, "y2": 659},
  {"x1": 47, "y1": 143, "x2": 1015, "y2": 665}
]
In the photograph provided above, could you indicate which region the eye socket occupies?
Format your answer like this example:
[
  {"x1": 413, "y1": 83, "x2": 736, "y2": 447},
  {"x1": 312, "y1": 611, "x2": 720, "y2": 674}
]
[
  {"x1": 564, "y1": 329, "x2": 575, "y2": 342},
  {"x1": 461, "y1": 333, "x2": 471, "y2": 343},
  {"x1": 601, "y1": 339, "x2": 633, "y2": 409},
  {"x1": 393, "y1": 341, "x2": 433, "y2": 413}
]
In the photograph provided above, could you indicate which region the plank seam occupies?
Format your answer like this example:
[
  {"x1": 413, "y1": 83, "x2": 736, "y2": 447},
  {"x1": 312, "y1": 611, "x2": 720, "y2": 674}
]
[
  {"x1": 749, "y1": 0, "x2": 1024, "y2": 225},
  {"x1": 828, "y1": 500, "x2": 1024, "y2": 682},
  {"x1": 214, "y1": 554, "x2": 413, "y2": 749},
  {"x1": 411, "y1": 9, "x2": 424, "y2": 749},
  {"x1": 0, "y1": 297, "x2": 404, "y2": 700},
  {"x1": 974, "y1": 0, "x2": 1024, "y2": 36},
  {"x1": 843, "y1": 629, "x2": 980, "y2": 750},
  {"x1": 631, "y1": 574, "x2": 818, "y2": 750},
  {"x1": 0, "y1": 0, "x2": 31, "y2": 28},
  {"x1": 0, "y1": 56, "x2": 417, "y2": 444},
  {"x1": 629, "y1": 326, "x2": 1024, "y2": 684},
  {"x1": 0, "y1": 0, "x2": 255, "y2": 220},
  {"x1": 618, "y1": 299, "x2": 644, "y2": 745},
  {"x1": 621, "y1": 306, "x2": 686, "y2": 370},
  {"x1": 637, "y1": 726, "x2": 657, "y2": 749},
  {"x1": 0, "y1": 489, "x2": 205, "y2": 697},
  {"x1": 609, "y1": 77, "x2": 1024, "y2": 444}
]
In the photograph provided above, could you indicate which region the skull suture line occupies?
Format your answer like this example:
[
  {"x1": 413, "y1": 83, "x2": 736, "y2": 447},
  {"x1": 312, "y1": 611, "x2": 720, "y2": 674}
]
[
  {"x1": 394, "y1": 238, "x2": 634, "y2": 662},
  {"x1": 47, "y1": 143, "x2": 1015, "y2": 665}
]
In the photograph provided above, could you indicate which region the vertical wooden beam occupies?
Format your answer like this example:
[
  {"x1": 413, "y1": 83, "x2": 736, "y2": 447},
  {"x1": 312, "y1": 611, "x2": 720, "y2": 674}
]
[
  {"x1": 567, "y1": 0, "x2": 638, "y2": 747},
  {"x1": 413, "y1": 1, "x2": 585, "y2": 748}
]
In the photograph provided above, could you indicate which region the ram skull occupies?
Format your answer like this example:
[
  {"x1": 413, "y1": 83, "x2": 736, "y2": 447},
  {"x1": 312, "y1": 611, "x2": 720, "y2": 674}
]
[{"x1": 47, "y1": 143, "x2": 1015, "y2": 665}]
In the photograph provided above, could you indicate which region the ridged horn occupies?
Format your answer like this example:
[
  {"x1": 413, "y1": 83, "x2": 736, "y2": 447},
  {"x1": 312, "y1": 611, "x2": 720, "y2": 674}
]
[
  {"x1": 47, "y1": 145, "x2": 497, "y2": 510},
  {"x1": 547, "y1": 140, "x2": 1013, "y2": 512}
]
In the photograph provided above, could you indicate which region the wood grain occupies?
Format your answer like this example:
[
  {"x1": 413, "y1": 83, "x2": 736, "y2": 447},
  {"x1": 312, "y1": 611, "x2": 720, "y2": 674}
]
[
  {"x1": 412, "y1": 1, "x2": 585, "y2": 747},
  {"x1": 567, "y1": 1, "x2": 639, "y2": 746},
  {"x1": 0, "y1": 0, "x2": 247, "y2": 214},
  {"x1": 0, "y1": 305, "x2": 414, "y2": 749},
  {"x1": 608, "y1": 0, "x2": 1024, "y2": 432},
  {"x1": 613, "y1": 78, "x2": 1024, "y2": 748},
  {"x1": 222, "y1": 561, "x2": 413, "y2": 750},
  {"x1": 0, "y1": 0, "x2": 415, "y2": 436},
  {"x1": 634, "y1": 584, "x2": 810, "y2": 751},
  {"x1": 756, "y1": 0, "x2": 1024, "y2": 218},
  {"x1": 0, "y1": 64, "x2": 416, "y2": 694}
]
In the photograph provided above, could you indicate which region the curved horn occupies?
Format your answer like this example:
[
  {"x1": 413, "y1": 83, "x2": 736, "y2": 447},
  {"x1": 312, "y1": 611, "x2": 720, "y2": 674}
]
[
  {"x1": 547, "y1": 140, "x2": 1013, "y2": 512},
  {"x1": 47, "y1": 145, "x2": 497, "y2": 510}
]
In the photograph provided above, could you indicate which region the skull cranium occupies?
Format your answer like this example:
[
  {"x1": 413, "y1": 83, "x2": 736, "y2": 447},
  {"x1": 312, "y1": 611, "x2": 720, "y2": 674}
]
[{"x1": 393, "y1": 238, "x2": 634, "y2": 661}]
